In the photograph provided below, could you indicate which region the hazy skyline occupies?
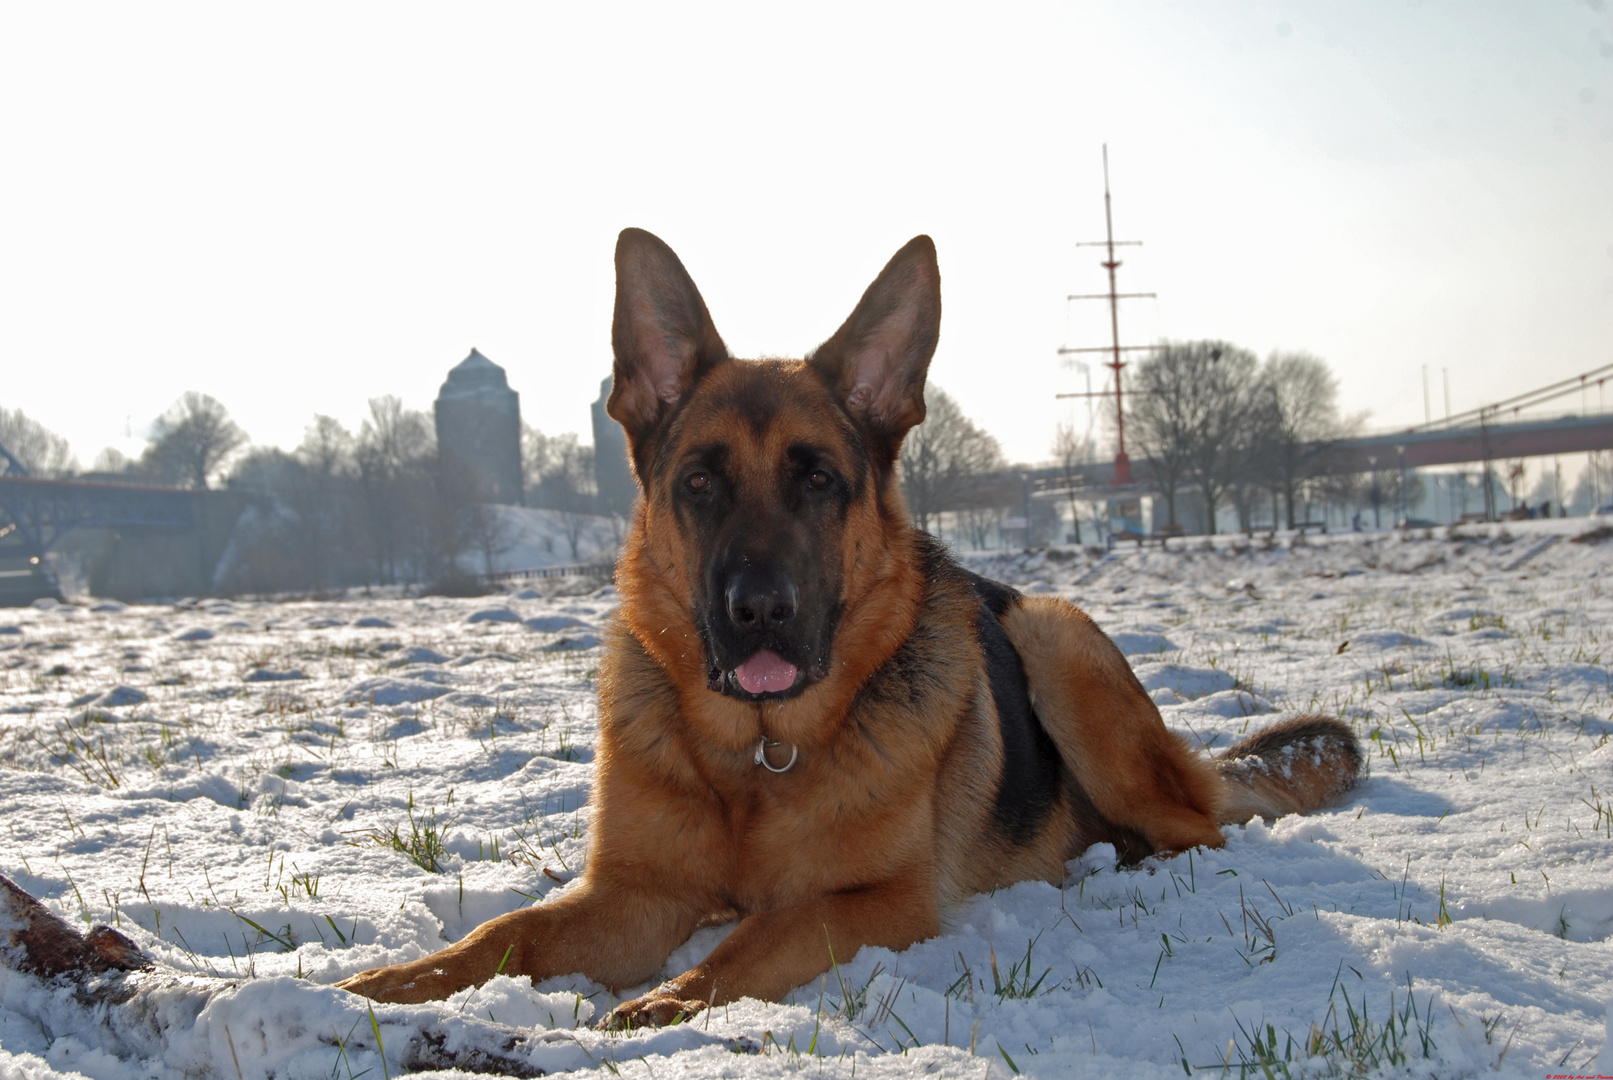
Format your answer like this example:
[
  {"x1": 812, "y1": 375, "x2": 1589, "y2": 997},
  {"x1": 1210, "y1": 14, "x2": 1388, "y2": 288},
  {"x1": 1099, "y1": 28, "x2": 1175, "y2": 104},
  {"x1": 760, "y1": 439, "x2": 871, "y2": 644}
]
[{"x1": 3, "y1": 1, "x2": 1610, "y2": 469}]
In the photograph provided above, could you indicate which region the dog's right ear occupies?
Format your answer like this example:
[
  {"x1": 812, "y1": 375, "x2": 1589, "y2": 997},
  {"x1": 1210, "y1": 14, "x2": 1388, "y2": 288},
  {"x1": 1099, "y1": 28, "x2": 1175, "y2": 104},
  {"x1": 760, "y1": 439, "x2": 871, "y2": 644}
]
[{"x1": 608, "y1": 229, "x2": 729, "y2": 459}]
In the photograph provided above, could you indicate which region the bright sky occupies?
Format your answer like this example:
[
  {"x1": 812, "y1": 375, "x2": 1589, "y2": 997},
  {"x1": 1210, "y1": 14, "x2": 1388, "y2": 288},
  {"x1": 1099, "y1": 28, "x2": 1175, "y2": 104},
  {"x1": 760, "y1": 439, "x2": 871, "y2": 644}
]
[{"x1": 3, "y1": 1, "x2": 1610, "y2": 468}]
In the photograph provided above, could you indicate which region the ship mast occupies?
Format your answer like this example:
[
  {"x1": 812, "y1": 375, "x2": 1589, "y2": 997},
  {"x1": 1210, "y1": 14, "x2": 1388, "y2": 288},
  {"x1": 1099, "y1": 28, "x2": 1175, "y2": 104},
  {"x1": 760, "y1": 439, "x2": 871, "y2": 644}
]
[{"x1": 1057, "y1": 145, "x2": 1154, "y2": 486}]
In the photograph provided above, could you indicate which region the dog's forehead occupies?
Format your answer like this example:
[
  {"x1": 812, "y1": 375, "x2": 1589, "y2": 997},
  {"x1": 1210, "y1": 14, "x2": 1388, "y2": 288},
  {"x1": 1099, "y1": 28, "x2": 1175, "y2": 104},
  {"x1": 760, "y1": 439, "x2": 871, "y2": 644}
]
[{"x1": 674, "y1": 360, "x2": 853, "y2": 465}]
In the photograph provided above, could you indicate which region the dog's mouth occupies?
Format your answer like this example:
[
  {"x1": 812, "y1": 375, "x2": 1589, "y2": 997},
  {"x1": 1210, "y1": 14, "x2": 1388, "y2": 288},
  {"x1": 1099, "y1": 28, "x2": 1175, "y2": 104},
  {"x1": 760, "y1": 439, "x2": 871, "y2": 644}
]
[
  {"x1": 706, "y1": 646, "x2": 828, "y2": 701},
  {"x1": 733, "y1": 649, "x2": 798, "y2": 695}
]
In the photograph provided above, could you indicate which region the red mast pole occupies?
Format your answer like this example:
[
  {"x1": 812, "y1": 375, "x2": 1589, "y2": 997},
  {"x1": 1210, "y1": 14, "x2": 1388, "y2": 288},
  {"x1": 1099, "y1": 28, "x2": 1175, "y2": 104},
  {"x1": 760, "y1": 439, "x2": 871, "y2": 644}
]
[{"x1": 1100, "y1": 146, "x2": 1130, "y2": 484}]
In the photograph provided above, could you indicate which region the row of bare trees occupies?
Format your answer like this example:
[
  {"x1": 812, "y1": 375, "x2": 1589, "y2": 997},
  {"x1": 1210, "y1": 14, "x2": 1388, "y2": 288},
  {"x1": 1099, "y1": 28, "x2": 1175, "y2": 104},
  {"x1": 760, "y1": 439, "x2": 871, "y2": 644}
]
[
  {"x1": 71, "y1": 392, "x2": 252, "y2": 488},
  {"x1": 3, "y1": 394, "x2": 253, "y2": 490},
  {"x1": 898, "y1": 386, "x2": 1006, "y2": 538},
  {"x1": 2, "y1": 391, "x2": 620, "y2": 594},
  {"x1": 1127, "y1": 344, "x2": 1355, "y2": 534},
  {"x1": 226, "y1": 401, "x2": 617, "y2": 593},
  {"x1": 885, "y1": 346, "x2": 1361, "y2": 545},
  {"x1": 0, "y1": 408, "x2": 79, "y2": 476},
  {"x1": 223, "y1": 397, "x2": 503, "y2": 593}
]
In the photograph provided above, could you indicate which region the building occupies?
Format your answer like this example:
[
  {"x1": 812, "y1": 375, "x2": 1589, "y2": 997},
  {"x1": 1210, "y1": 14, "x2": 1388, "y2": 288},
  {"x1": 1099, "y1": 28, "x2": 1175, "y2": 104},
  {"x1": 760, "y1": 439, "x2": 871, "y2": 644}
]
[
  {"x1": 591, "y1": 374, "x2": 636, "y2": 515},
  {"x1": 434, "y1": 349, "x2": 523, "y2": 504}
]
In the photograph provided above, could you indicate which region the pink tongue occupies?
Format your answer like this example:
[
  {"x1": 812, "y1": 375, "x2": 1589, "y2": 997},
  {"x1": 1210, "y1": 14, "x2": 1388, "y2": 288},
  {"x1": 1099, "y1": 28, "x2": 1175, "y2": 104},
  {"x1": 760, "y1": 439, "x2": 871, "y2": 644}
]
[{"x1": 734, "y1": 650, "x2": 798, "y2": 695}]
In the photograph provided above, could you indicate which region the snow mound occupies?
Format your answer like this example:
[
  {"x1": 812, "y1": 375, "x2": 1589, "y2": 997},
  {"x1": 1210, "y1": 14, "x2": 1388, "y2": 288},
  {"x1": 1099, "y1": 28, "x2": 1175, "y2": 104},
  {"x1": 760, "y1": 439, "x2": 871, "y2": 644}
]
[
  {"x1": 388, "y1": 646, "x2": 450, "y2": 666},
  {"x1": 466, "y1": 607, "x2": 521, "y2": 624},
  {"x1": 173, "y1": 627, "x2": 213, "y2": 642},
  {"x1": 1349, "y1": 630, "x2": 1433, "y2": 650},
  {"x1": 93, "y1": 685, "x2": 148, "y2": 708},
  {"x1": 1133, "y1": 662, "x2": 1237, "y2": 700},
  {"x1": 541, "y1": 633, "x2": 601, "y2": 652},
  {"x1": 244, "y1": 668, "x2": 308, "y2": 682},
  {"x1": 1184, "y1": 688, "x2": 1275, "y2": 718},
  {"x1": 343, "y1": 677, "x2": 453, "y2": 705},
  {"x1": 1107, "y1": 630, "x2": 1178, "y2": 655},
  {"x1": 524, "y1": 615, "x2": 591, "y2": 633}
]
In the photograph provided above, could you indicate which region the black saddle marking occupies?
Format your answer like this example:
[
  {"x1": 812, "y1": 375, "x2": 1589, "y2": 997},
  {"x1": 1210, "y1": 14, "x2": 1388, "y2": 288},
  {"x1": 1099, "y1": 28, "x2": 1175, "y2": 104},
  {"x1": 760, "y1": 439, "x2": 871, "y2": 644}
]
[
  {"x1": 975, "y1": 604, "x2": 1062, "y2": 845},
  {"x1": 959, "y1": 566, "x2": 1021, "y2": 618}
]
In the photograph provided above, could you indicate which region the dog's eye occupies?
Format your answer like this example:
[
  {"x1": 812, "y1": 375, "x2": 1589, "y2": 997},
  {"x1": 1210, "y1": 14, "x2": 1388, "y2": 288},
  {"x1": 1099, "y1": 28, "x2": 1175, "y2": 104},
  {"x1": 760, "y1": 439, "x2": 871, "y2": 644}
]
[
  {"x1": 685, "y1": 471, "x2": 712, "y2": 494},
  {"x1": 807, "y1": 469, "x2": 833, "y2": 491}
]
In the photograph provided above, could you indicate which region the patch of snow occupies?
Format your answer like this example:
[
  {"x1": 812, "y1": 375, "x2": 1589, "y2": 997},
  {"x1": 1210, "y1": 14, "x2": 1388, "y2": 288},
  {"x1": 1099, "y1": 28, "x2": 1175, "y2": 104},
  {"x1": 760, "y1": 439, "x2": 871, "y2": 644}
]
[
  {"x1": 387, "y1": 646, "x2": 450, "y2": 666},
  {"x1": 541, "y1": 633, "x2": 601, "y2": 652},
  {"x1": 524, "y1": 615, "x2": 591, "y2": 633},
  {"x1": 93, "y1": 686, "x2": 149, "y2": 708},
  {"x1": 1348, "y1": 630, "x2": 1433, "y2": 650},
  {"x1": 342, "y1": 676, "x2": 453, "y2": 705},
  {"x1": 466, "y1": 607, "x2": 521, "y2": 624},
  {"x1": 243, "y1": 668, "x2": 308, "y2": 683},
  {"x1": 1107, "y1": 631, "x2": 1178, "y2": 656},
  {"x1": 1133, "y1": 662, "x2": 1237, "y2": 699}
]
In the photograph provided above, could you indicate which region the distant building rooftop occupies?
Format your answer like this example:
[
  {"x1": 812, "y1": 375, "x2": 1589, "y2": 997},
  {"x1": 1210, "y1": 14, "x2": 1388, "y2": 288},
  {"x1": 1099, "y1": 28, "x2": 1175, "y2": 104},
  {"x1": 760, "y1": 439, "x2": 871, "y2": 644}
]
[{"x1": 439, "y1": 349, "x2": 513, "y2": 398}]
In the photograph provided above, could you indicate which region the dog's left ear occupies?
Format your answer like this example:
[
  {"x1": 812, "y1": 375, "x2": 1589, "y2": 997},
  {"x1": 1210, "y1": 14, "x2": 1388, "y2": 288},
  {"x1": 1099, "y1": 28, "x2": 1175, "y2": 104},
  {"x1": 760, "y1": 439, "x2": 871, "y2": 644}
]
[{"x1": 810, "y1": 235, "x2": 940, "y2": 454}]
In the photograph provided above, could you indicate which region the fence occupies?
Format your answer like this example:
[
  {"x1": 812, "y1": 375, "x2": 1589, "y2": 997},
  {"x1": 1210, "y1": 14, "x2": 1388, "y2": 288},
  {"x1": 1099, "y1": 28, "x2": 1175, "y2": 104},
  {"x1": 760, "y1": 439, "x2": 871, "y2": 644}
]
[{"x1": 480, "y1": 561, "x2": 616, "y2": 586}]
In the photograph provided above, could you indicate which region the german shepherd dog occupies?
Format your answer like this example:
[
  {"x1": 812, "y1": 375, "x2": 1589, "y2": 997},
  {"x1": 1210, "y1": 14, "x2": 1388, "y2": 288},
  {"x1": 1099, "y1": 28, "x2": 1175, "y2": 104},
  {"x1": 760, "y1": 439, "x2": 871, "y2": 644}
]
[{"x1": 338, "y1": 230, "x2": 1362, "y2": 1027}]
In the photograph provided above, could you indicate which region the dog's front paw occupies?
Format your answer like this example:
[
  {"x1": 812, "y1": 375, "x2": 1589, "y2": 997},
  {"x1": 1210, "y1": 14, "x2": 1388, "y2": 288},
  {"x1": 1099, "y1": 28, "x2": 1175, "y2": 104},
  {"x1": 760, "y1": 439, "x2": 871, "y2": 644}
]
[
  {"x1": 601, "y1": 987, "x2": 708, "y2": 1030},
  {"x1": 336, "y1": 959, "x2": 461, "y2": 1005}
]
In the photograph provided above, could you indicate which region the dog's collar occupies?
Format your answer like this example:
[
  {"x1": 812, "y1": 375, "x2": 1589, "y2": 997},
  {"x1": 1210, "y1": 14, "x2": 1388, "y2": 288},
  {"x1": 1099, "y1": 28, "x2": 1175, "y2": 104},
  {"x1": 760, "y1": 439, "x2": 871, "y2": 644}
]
[{"x1": 753, "y1": 737, "x2": 798, "y2": 773}]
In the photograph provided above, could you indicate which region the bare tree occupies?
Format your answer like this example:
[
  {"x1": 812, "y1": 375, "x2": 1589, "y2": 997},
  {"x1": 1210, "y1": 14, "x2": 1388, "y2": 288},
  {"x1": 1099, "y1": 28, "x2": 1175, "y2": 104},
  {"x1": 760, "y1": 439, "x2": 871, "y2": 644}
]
[
  {"x1": 0, "y1": 408, "x2": 78, "y2": 476},
  {"x1": 1050, "y1": 421, "x2": 1092, "y2": 543},
  {"x1": 287, "y1": 416, "x2": 357, "y2": 591},
  {"x1": 547, "y1": 436, "x2": 600, "y2": 560},
  {"x1": 1227, "y1": 379, "x2": 1282, "y2": 533},
  {"x1": 1127, "y1": 341, "x2": 1258, "y2": 535},
  {"x1": 1188, "y1": 344, "x2": 1257, "y2": 535},
  {"x1": 899, "y1": 386, "x2": 1005, "y2": 536},
  {"x1": 297, "y1": 415, "x2": 355, "y2": 476},
  {"x1": 142, "y1": 392, "x2": 247, "y2": 489},
  {"x1": 1258, "y1": 352, "x2": 1347, "y2": 528},
  {"x1": 354, "y1": 397, "x2": 436, "y2": 584},
  {"x1": 1126, "y1": 344, "x2": 1202, "y2": 531},
  {"x1": 521, "y1": 424, "x2": 554, "y2": 504},
  {"x1": 357, "y1": 396, "x2": 433, "y2": 474},
  {"x1": 91, "y1": 447, "x2": 133, "y2": 476}
]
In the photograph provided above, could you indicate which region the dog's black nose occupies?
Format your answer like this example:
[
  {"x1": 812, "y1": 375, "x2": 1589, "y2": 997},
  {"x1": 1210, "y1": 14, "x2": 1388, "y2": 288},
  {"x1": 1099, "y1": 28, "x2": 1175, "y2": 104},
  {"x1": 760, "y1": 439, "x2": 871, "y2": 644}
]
[{"x1": 725, "y1": 569, "x2": 798, "y2": 633}]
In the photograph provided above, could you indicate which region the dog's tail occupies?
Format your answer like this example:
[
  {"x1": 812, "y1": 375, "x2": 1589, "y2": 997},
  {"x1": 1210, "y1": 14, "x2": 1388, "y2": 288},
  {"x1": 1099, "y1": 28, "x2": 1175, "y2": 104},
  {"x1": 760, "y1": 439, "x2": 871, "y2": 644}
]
[{"x1": 1214, "y1": 716, "x2": 1363, "y2": 823}]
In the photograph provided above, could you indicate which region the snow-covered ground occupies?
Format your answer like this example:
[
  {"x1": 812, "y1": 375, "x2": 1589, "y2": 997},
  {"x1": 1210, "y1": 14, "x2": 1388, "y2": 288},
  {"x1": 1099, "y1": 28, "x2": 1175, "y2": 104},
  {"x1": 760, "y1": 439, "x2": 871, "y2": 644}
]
[{"x1": 2, "y1": 519, "x2": 1611, "y2": 1079}]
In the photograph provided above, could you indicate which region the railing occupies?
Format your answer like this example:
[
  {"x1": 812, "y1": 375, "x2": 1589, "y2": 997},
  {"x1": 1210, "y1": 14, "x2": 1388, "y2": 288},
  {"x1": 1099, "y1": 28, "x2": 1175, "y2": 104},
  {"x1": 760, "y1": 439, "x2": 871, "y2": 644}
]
[{"x1": 480, "y1": 561, "x2": 616, "y2": 585}]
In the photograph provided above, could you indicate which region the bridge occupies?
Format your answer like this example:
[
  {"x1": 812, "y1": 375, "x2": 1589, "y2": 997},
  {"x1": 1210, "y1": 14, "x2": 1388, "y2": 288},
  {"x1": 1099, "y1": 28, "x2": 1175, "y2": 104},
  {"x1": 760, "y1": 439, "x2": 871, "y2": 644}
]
[
  {"x1": 1027, "y1": 410, "x2": 1613, "y2": 493},
  {"x1": 0, "y1": 448, "x2": 203, "y2": 604},
  {"x1": 1033, "y1": 362, "x2": 1613, "y2": 507}
]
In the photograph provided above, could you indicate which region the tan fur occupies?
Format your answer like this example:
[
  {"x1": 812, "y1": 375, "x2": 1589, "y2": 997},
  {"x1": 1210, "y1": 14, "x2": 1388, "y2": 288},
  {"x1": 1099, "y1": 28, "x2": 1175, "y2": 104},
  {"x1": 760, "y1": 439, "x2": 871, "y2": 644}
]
[{"x1": 336, "y1": 229, "x2": 1361, "y2": 1027}]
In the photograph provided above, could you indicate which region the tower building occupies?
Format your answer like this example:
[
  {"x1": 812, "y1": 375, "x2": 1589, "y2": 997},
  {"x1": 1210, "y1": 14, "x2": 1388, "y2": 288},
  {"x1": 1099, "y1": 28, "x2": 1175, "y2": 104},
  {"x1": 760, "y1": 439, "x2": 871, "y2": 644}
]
[
  {"x1": 434, "y1": 349, "x2": 523, "y2": 504},
  {"x1": 591, "y1": 375, "x2": 636, "y2": 515}
]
